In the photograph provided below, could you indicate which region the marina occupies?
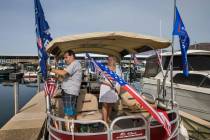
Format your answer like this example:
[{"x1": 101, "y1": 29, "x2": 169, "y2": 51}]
[
  {"x1": 1, "y1": 0, "x2": 210, "y2": 140},
  {"x1": 0, "y1": 80, "x2": 40, "y2": 128},
  {"x1": 1, "y1": 52, "x2": 210, "y2": 139}
]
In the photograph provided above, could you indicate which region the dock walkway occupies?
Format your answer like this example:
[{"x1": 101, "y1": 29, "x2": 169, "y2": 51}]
[{"x1": 0, "y1": 91, "x2": 46, "y2": 140}]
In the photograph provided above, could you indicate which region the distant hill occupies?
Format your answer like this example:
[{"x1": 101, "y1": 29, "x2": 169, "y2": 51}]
[{"x1": 189, "y1": 43, "x2": 210, "y2": 51}]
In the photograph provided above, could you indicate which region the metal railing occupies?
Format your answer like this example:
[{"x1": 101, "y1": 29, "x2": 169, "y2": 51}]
[
  {"x1": 47, "y1": 110, "x2": 179, "y2": 140},
  {"x1": 47, "y1": 113, "x2": 109, "y2": 140}
]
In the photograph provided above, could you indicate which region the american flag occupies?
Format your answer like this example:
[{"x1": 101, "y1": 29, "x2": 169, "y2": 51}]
[
  {"x1": 44, "y1": 78, "x2": 57, "y2": 97},
  {"x1": 86, "y1": 53, "x2": 171, "y2": 136},
  {"x1": 86, "y1": 54, "x2": 115, "y2": 81},
  {"x1": 89, "y1": 61, "x2": 101, "y2": 75},
  {"x1": 103, "y1": 73, "x2": 114, "y2": 81}
]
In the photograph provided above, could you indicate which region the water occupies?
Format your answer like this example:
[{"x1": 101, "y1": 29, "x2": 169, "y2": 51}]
[{"x1": 0, "y1": 80, "x2": 39, "y2": 128}]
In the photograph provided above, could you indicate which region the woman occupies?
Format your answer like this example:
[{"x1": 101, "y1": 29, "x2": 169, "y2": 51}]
[{"x1": 99, "y1": 56, "x2": 122, "y2": 123}]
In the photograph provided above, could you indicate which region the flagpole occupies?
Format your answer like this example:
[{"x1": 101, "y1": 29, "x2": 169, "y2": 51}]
[
  {"x1": 159, "y1": 19, "x2": 162, "y2": 65},
  {"x1": 171, "y1": 0, "x2": 176, "y2": 109},
  {"x1": 154, "y1": 19, "x2": 164, "y2": 79},
  {"x1": 154, "y1": 20, "x2": 164, "y2": 77}
]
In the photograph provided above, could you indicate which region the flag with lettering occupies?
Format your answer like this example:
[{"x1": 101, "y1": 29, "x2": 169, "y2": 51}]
[
  {"x1": 86, "y1": 53, "x2": 171, "y2": 136},
  {"x1": 34, "y1": 0, "x2": 52, "y2": 79},
  {"x1": 173, "y1": 7, "x2": 190, "y2": 77}
]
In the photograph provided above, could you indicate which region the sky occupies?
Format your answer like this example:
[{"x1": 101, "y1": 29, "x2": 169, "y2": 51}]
[{"x1": 0, "y1": 0, "x2": 209, "y2": 56}]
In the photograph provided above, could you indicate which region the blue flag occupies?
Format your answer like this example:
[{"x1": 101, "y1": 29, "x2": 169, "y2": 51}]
[
  {"x1": 34, "y1": 0, "x2": 52, "y2": 79},
  {"x1": 173, "y1": 7, "x2": 190, "y2": 77}
]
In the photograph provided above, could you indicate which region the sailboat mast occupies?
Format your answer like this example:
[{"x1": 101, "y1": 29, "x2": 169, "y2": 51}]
[{"x1": 171, "y1": 0, "x2": 176, "y2": 108}]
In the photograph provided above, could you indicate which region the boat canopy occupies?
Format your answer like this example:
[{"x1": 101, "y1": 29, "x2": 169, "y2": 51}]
[{"x1": 46, "y1": 32, "x2": 171, "y2": 59}]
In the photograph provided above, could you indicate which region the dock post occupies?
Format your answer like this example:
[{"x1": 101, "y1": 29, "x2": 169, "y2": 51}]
[
  {"x1": 10, "y1": 73, "x2": 23, "y2": 114},
  {"x1": 14, "y1": 81, "x2": 19, "y2": 114},
  {"x1": 20, "y1": 63, "x2": 24, "y2": 73}
]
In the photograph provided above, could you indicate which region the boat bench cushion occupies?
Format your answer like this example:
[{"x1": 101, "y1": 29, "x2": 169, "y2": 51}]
[
  {"x1": 76, "y1": 93, "x2": 102, "y2": 120},
  {"x1": 76, "y1": 93, "x2": 98, "y2": 112},
  {"x1": 120, "y1": 92, "x2": 156, "y2": 112}
]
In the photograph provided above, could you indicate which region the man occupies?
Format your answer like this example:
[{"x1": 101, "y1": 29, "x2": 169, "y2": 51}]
[{"x1": 50, "y1": 50, "x2": 82, "y2": 130}]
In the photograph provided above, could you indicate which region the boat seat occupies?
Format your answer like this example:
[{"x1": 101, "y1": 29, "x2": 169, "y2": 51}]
[
  {"x1": 120, "y1": 91, "x2": 156, "y2": 112},
  {"x1": 76, "y1": 93, "x2": 102, "y2": 121},
  {"x1": 123, "y1": 108, "x2": 151, "y2": 120},
  {"x1": 113, "y1": 99, "x2": 123, "y2": 111}
]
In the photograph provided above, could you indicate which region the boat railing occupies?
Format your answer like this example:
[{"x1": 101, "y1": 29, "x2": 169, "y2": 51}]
[
  {"x1": 142, "y1": 92, "x2": 156, "y2": 104},
  {"x1": 48, "y1": 113, "x2": 149, "y2": 140},
  {"x1": 47, "y1": 109, "x2": 179, "y2": 140},
  {"x1": 149, "y1": 110, "x2": 179, "y2": 139},
  {"x1": 155, "y1": 97, "x2": 179, "y2": 110},
  {"x1": 110, "y1": 115, "x2": 148, "y2": 140},
  {"x1": 47, "y1": 113, "x2": 109, "y2": 140}
]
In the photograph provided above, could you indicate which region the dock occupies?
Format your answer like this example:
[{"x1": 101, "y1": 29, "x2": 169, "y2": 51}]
[
  {"x1": 0, "y1": 91, "x2": 46, "y2": 140},
  {"x1": 179, "y1": 110, "x2": 210, "y2": 139}
]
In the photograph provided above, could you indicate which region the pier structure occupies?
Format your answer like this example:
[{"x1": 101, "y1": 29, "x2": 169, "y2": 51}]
[
  {"x1": 0, "y1": 54, "x2": 148, "y2": 65},
  {"x1": 0, "y1": 91, "x2": 46, "y2": 140},
  {"x1": 0, "y1": 55, "x2": 39, "y2": 64}
]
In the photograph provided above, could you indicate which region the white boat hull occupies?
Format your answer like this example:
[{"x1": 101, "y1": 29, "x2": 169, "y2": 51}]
[{"x1": 143, "y1": 79, "x2": 210, "y2": 122}]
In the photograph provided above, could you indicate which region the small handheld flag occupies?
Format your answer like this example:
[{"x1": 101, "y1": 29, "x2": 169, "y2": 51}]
[{"x1": 173, "y1": 7, "x2": 190, "y2": 77}]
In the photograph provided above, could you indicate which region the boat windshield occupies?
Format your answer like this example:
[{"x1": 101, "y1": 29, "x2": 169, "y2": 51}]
[
  {"x1": 173, "y1": 73, "x2": 210, "y2": 88},
  {"x1": 163, "y1": 55, "x2": 210, "y2": 71}
]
